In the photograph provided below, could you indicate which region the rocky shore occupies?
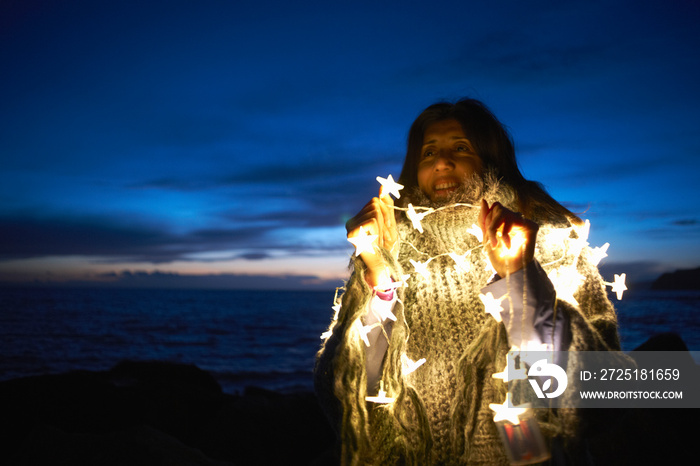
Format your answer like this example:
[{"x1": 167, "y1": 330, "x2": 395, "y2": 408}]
[
  {"x1": 2, "y1": 337, "x2": 696, "y2": 465},
  {"x1": 651, "y1": 266, "x2": 700, "y2": 290},
  {"x1": 1, "y1": 361, "x2": 337, "y2": 465}
]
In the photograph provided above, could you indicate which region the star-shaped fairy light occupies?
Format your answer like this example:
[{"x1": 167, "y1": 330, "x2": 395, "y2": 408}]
[
  {"x1": 490, "y1": 393, "x2": 530, "y2": 425},
  {"x1": 607, "y1": 273, "x2": 627, "y2": 300},
  {"x1": 401, "y1": 354, "x2": 427, "y2": 375},
  {"x1": 372, "y1": 296, "x2": 397, "y2": 322},
  {"x1": 347, "y1": 226, "x2": 378, "y2": 256},
  {"x1": 590, "y1": 243, "x2": 610, "y2": 267},
  {"x1": 569, "y1": 224, "x2": 590, "y2": 258},
  {"x1": 544, "y1": 226, "x2": 571, "y2": 246},
  {"x1": 409, "y1": 259, "x2": 431, "y2": 280},
  {"x1": 407, "y1": 203, "x2": 426, "y2": 233},
  {"x1": 492, "y1": 352, "x2": 527, "y2": 383},
  {"x1": 366, "y1": 380, "x2": 395, "y2": 404},
  {"x1": 479, "y1": 292, "x2": 505, "y2": 322},
  {"x1": 448, "y1": 252, "x2": 471, "y2": 273},
  {"x1": 355, "y1": 320, "x2": 375, "y2": 346},
  {"x1": 374, "y1": 278, "x2": 405, "y2": 292},
  {"x1": 376, "y1": 174, "x2": 404, "y2": 199},
  {"x1": 467, "y1": 224, "x2": 483, "y2": 242},
  {"x1": 573, "y1": 219, "x2": 591, "y2": 243},
  {"x1": 547, "y1": 266, "x2": 583, "y2": 306},
  {"x1": 516, "y1": 342, "x2": 552, "y2": 368}
]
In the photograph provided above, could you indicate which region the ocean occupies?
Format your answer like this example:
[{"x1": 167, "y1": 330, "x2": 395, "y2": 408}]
[{"x1": 1, "y1": 287, "x2": 698, "y2": 395}]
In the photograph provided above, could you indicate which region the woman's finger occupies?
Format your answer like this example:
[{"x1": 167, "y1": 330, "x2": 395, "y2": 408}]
[
  {"x1": 378, "y1": 196, "x2": 395, "y2": 245},
  {"x1": 346, "y1": 211, "x2": 375, "y2": 234},
  {"x1": 486, "y1": 202, "x2": 505, "y2": 248},
  {"x1": 502, "y1": 214, "x2": 513, "y2": 249},
  {"x1": 374, "y1": 198, "x2": 387, "y2": 247},
  {"x1": 478, "y1": 199, "x2": 489, "y2": 233},
  {"x1": 346, "y1": 198, "x2": 384, "y2": 232}
]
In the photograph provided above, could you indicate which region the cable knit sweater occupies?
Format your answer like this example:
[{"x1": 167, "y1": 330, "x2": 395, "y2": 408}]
[{"x1": 315, "y1": 181, "x2": 623, "y2": 465}]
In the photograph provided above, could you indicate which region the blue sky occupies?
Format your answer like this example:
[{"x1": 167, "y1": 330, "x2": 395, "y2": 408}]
[{"x1": 1, "y1": 0, "x2": 699, "y2": 289}]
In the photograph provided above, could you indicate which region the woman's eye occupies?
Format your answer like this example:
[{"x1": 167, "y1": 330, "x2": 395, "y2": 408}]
[
  {"x1": 456, "y1": 145, "x2": 469, "y2": 153},
  {"x1": 422, "y1": 151, "x2": 434, "y2": 159}
]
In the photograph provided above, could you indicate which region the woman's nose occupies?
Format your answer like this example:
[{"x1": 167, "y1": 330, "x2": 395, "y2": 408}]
[{"x1": 433, "y1": 151, "x2": 455, "y2": 170}]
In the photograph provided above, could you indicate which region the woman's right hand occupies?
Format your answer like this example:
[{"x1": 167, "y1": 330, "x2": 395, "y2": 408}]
[{"x1": 346, "y1": 187, "x2": 398, "y2": 289}]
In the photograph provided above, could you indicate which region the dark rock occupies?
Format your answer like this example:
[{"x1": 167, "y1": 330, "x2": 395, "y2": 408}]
[
  {"x1": 651, "y1": 266, "x2": 700, "y2": 290},
  {"x1": 0, "y1": 361, "x2": 336, "y2": 466},
  {"x1": 632, "y1": 331, "x2": 690, "y2": 352}
]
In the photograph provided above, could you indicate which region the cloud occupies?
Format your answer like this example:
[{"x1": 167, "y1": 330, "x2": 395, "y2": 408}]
[
  {"x1": 461, "y1": 38, "x2": 607, "y2": 83},
  {"x1": 671, "y1": 219, "x2": 698, "y2": 226},
  {"x1": 540, "y1": 157, "x2": 671, "y2": 189},
  {"x1": 123, "y1": 149, "x2": 401, "y2": 232},
  {"x1": 1, "y1": 269, "x2": 340, "y2": 291},
  {"x1": 161, "y1": 151, "x2": 396, "y2": 191},
  {"x1": 0, "y1": 215, "x2": 174, "y2": 260},
  {"x1": 395, "y1": 9, "x2": 620, "y2": 91},
  {"x1": 0, "y1": 210, "x2": 350, "y2": 265},
  {"x1": 126, "y1": 177, "x2": 217, "y2": 192},
  {"x1": 232, "y1": 252, "x2": 272, "y2": 261},
  {"x1": 639, "y1": 222, "x2": 700, "y2": 241}
]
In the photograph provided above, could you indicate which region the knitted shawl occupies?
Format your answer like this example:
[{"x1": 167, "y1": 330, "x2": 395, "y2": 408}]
[{"x1": 315, "y1": 180, "x2": 621, "y2": 465}]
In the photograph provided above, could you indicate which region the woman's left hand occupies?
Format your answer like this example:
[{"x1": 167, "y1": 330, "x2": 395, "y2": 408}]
[{"x1": 478, "y1": 199, "x2": 538, "y2": 277}]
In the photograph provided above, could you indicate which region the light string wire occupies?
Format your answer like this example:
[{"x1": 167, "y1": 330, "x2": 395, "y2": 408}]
[{"x1": 322, "y1": 175, "x2": 627, "y2": 422}]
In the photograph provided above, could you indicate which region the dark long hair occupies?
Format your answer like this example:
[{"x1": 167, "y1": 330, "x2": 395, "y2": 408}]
[{"x1": 398, "y1": 98, "x2": 581, "y2": 225}]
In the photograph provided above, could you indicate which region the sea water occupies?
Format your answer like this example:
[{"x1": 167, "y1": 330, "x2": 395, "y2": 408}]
[{"x1": 1, "y1": 287, "x2": 698, "y2": 394}]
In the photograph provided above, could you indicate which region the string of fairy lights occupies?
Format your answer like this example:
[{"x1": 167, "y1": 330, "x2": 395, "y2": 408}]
[{"x1": 321, "y1": 174, "x2": 627, "y2": 426}]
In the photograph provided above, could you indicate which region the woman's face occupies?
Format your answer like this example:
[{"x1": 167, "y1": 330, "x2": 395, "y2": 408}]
[{"x1": 417, "y1": 119, "x2": 483, "y2": 201}]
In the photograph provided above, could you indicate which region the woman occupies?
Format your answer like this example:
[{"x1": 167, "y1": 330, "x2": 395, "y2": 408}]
[{"x1": 315, "y1": 98, "x2": 621, "y2": 465}]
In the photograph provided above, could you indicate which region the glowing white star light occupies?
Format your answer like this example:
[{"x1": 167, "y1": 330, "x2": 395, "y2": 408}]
[
  {"x1": 479, "y1": 292, "x2": 505, "y2": 322},
  {"x1": 409, "y1": 259, "x2": 431, "y2": 280},
  {"x1": 489, "y1": 393, "x2": 530, "y2": 425},
  {"x1": 547, "y1": 267, "x2": 583, "y2": 306},
  {"x1": 332, "y1": 303, "x2": 341, "y2": 321},
  {"x1": 401, "y1": 354, "x2": 427, "y2": 375},
  {"x1": 467, "y1": 224, "x2": 483, "y2": 242},
  {"x1": 573, "y1": 219, "x2": 591, "y2": 243},
  {"x1": 347, "y1": 226, "x2": 378, "y2": 256},
  {"x1": 376, "y1": 174, "x2": 404, "y2": 199},
  {"x1": 448, "y1": 252, "x2": 471, "y2": 273},
  {"x1": 366, "y1": 381, "x2": 395, "y2": 404},
  {"x1": 320, "y1": 330, "x2": 333, "y2": 340},
  {"x1": 590, "y1": 243, "x2": 610, "y2": 266},
  {"x1": 372, "y1": 297, "x2": 397, "y2": 322},
  {"x1": 544, "y1": 226, "x2": 571, "y2": 245},
  {"x1": 407, "y1": 204, "x2": 426, "y2": 233},
  {"x1": 569, "y1": 227, "x2": 589, "y2": 258},
  {"x1": 374, "y1": 278, "x2": 404, "y2": 292},
  {"x1": 492, "y1": 353, "x2": 527, "y2": 382},
  {"x1": 518, "y1": 342, "x2": 553, "y2": 367},
  {"x1": 609, "y1": 273, "x2": 627, "y2": 300},
  {"x1": 492, "y1": 366, "x2": 527, "y2": 383},
  {"x1": 355, "y1": 320, "x2": 374, "y2": 347}
]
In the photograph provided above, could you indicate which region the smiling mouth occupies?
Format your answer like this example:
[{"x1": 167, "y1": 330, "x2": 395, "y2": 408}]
[{"x1": 433, "y1": 181, "x2": 460, "y2": 196}]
